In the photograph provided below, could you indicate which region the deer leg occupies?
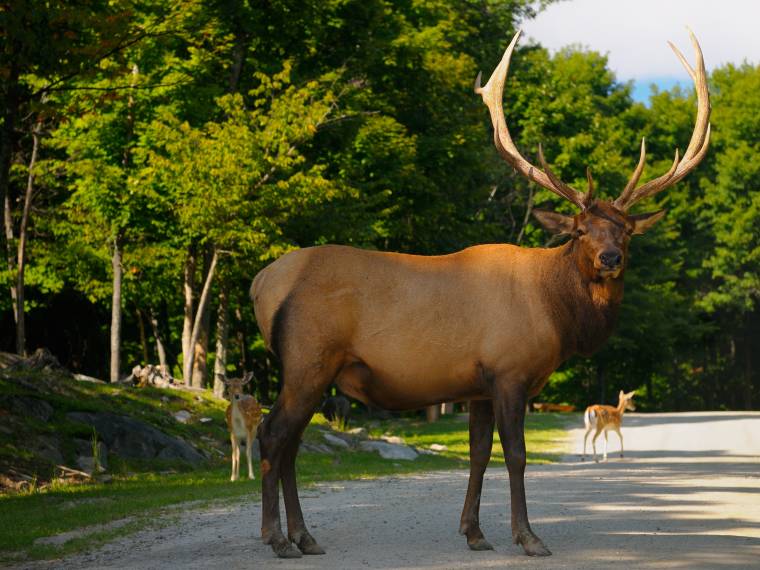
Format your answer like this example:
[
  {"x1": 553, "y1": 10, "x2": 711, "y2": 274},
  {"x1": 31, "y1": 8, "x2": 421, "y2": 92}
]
[
  {"x1": 230, "y1": 433, "x2": 238, "y2": 482},
  {"x1": 246, "y1": 434, "x2": 255, "y2": 480},
  {"x1": 602, "y1": 430, "x2": 609, "y2": 462},
  {"x1": 582, "y1": 426, "x2": 593, "y2": 461},
  {"x1": 616, "y1": 428, "x2": 624, "y2": 458},
  {"x1": 494, "y1": 384, "x2": 551, "y2": 557},
  {"x1": 591, "y1": 428, "x2": 602, "y2": 462},
  {"x1": 459, "y1": 399, "x2": 495, "y2": 551}
]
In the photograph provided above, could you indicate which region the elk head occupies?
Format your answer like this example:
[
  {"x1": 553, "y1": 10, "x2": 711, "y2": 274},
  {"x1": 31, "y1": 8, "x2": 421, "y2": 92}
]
[
  {"x1": 476, "y1": 29, "x2": 710, "y2": 280},
  {"x1": 223, "y1": 371, "x2": 254, "y2": 402}
]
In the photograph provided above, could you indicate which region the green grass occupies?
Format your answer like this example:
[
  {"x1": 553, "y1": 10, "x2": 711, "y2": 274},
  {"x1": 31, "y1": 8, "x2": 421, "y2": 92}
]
[{"x1": 1, "y1": 372, "x2": 574, "y2": 564}]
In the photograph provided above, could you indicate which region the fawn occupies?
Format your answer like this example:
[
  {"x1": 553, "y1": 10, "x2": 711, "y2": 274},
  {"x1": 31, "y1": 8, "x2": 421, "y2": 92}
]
[
  {"x1": 582, "y1": 390, "x2": 636, "y2": 462},
  {"x1": 223, "y1": 372, "x2": 263, "y2": 481}
]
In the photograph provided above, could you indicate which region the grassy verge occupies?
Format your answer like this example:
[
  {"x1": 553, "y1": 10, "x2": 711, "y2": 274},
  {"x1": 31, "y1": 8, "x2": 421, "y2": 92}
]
[{"x1": 1, "y1": 410, "x2": 574, "y2": 562}]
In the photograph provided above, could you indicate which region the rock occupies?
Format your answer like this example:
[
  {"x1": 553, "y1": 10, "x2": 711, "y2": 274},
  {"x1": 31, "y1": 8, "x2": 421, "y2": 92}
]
[
  {"x1": 73, "y1": 439, "x2": 108, "y2": 472},
  {"x1": 73, "y1": 373, "x2": 105, "y2": 384},
  {"x1": 429, "y1": 443, "x2": 448, "y2": 452},
  {"x1": 9, "y1": 396, "x2": 53, "y2": 422},
  {"x1": 324, "y1": 433, "x2": 350, "y2": 448},
  {"x1": 34, "y1": 435, "x2": 64, "y2": 464},
  {"x1": 7, "y1": 348, "x2": 69, "y2": 375},
  {"x1": 199, "y1": 417, "x2": 213, "y2": 423},
  {"x1": 346, "y1": 427, "x2": 367, "y2": 438},
  {"x1": 360, "y1": 440, "x2": 418, "y2": 460},
  {"x1": 380, "y1": 435, "x2": 404, "y2": 445},
  {"x1": 301, "y1": 442, "x2": 333, "y2": 454},
  {"x1": 66, "y1": 411, "x2": 204, "y2": 465},
  {"x1": 417, "y1": 448, "x2": 436, "y2": 455},
  {"x1": 173, "y1": 410, "x2": 192, "y2": 423}
]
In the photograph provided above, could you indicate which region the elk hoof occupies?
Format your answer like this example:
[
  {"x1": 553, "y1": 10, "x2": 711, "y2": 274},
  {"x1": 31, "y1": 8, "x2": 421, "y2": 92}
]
[
  {"x1": 296, "y1": 533, "x2": 326, "y2": 555},
  {"x1": 467, "y1": 537, "x2": 494, "y2": 551},
  {"x1": 514, "y1": 531, "x2": 552, "y2": 557},
  {"x1": 271, "y1": 538, "x2": 302, "y2": 559}
]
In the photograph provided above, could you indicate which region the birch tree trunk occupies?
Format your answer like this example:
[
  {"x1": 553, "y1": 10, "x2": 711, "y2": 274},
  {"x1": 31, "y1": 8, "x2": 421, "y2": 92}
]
[
  {"x1": 110, "y1": 237, "x2": 123, "y2": 383},
  {"x1": 213, "y1": 285, "x2": 229, "y2": 398},
  {"x1": 182, "y1": 247, "x2": 196, "y2": 382},
  {"x1": 4, "y1": 191, "x2": 17, "y2": 325},
  {"x1": 149, "y1": 308, "x2": 168, "y2": 376},
  {"x1": 14, "y1": 120, "x2": 42, "y2": 356},
  {"x1": 183, "y1": 249, "x2": 218, "y2": 385},
  {"x1": 192, "y1": 247, "x2": 214, "y2": 388}
]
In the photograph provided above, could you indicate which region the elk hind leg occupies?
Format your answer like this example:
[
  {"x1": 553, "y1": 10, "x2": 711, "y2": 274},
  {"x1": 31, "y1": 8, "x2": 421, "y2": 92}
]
[
  {"x1": 459, "y1": 399, "x2": 495, "y2": 551},
  {"x1": 262, "y1": 358, "x2": 336, "y2": 557}
]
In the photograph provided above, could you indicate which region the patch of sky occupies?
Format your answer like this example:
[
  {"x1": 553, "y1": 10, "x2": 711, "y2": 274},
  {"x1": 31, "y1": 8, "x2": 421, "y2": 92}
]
[{"x1": 630, "y1": 77, "x2": 687, "y2": 106}]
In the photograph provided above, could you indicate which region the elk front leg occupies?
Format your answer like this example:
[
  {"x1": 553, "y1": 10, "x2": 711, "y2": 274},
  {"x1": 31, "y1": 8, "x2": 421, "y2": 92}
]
[
  {"x1": 493, "y1": 385, "x2": 551, "y2": 557},
  {"x1": 459, "y1": 399, "x2": 495, "y2": 551}
]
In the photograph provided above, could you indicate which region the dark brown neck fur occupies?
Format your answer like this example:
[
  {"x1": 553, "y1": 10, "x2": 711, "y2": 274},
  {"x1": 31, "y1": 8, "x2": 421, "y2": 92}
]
[{"x1": 543, "y1": 240, "x2": 624, "y2": 359}]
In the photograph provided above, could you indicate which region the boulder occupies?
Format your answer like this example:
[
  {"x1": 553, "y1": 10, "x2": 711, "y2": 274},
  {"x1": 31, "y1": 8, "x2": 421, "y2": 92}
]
[
  {"x1": 360, "y1": 440, "x2": 418, "y2": 460},
  {"x1": 66, "y1": 411, "x2": 204, "y2": 465},
  {"x1": 10, "y1": 396, "x2": 53, "y2": 422},
  {"x1": 173, "y1": 410, "x2": 192, "y2": 423},
  {"x1": 323, "y1": 433, "x2": 350, "y2": 449},
  {"x1": 73, "y1": 438, "x2": 108, "y2": 472}
]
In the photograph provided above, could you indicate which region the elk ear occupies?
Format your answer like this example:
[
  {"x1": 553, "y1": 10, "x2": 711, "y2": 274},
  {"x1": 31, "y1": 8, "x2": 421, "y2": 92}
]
[
  {"x1": 532, "y1": 209, "x2": 575, "y2": 235},
  {"x1": 630, "y1": 210, "x2": 666, "y2": 235}
]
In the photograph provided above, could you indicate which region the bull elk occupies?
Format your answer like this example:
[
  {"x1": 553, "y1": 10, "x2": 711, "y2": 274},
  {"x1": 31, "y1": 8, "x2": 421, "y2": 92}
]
[{"x1": 252, "y1": 29, "x2": 710, "y2": 558}]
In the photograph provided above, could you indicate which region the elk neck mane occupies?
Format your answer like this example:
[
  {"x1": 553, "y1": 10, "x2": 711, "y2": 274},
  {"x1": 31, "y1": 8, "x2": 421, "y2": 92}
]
[{"x1": 541, "y1": 239, "x2": 625, "y2": 359}]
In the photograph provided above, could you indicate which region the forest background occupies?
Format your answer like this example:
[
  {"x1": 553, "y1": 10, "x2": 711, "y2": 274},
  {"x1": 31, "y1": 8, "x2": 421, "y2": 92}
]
[{"x1": 1, "y1": 0, "x2": 758, "y2": 412}]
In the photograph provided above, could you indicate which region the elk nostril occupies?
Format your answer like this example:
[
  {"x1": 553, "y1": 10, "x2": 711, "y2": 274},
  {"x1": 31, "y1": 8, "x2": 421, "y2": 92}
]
[{"x1": 600, "y1": 251, "x2": 622, "y2": 267}]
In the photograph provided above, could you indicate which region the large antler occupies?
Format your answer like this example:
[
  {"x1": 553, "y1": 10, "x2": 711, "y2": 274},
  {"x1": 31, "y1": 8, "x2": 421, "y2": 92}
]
[
  {"x1": 476, "y1": 30, "x2": 591, "y2": 211},
  {"x1": 615, "y1": 29, "x2": 711, "y2": 210}
]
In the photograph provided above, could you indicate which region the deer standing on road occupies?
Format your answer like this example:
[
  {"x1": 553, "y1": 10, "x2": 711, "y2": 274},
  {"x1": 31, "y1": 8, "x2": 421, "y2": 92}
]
[
  {"x1": 224, "y1": 373, "x2": 262, "y2": 481},
  {"x1": 583, "y1": 389, "x2": 636, "y2": 462},
  {"x1": 251, "y1": 29, "x2": 710, "y2": 559}
]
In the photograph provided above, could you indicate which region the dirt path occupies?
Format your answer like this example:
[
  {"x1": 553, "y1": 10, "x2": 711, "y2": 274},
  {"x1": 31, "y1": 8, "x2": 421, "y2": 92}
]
[{"x1": 26, "y1": 412, "x2": 760, "y2": 569}]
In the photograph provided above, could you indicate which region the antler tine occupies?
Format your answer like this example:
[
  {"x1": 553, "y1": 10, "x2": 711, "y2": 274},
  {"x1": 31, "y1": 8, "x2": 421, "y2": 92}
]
[
  {"x1": 477, "y1": 30, "x2": 586, "y2": 210},
  {"x1": 614, "y1": 138, "x2": 646, "y2": 209},
  {"x1": 617, "y1": 30, "x2": 711, "y2": 210},
  {"x1": 585, "y1": 167, "x2": 594, "y2": 204},
  {"x1": 537, "y1": 143, "x2": 585, "y2": 206}
]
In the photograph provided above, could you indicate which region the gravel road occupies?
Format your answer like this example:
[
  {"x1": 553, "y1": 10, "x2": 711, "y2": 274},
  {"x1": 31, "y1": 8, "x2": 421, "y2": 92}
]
[{"x1": 23, "y1": 412, "x2": 760, "y2": 569}]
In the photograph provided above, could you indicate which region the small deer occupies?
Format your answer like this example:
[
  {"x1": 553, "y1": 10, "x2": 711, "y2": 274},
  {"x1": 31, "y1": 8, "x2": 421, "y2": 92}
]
[
  {"x1": 582, "y1": 390, "x2": 636, "y2": 462},
  {"x1": 223, "y1": 372, "x2": 263, "y2": 481}
]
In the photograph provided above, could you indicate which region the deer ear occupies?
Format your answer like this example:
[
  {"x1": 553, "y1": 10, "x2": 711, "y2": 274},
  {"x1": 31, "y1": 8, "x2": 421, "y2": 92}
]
[
  {"x1": 532, "y1": 209, "x2": 575, "y2": 235},
  {"x1": 630, "y1": 210, "x2": 666, "y2": 235},
  {"x1": 242, "y1": 372, "x2": 254, "y2": 385}
]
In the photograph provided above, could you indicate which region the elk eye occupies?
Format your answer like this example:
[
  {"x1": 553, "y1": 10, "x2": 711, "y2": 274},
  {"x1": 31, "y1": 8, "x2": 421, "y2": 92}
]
[{"x1": 573, "y1": 228, "x2": 585, "y2": 238}]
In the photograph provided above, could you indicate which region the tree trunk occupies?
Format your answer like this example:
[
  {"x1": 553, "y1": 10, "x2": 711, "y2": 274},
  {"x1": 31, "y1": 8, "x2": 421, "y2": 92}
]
[
  {"x1": 183, "y1": 249, "x2": 219, "y2": 385},
  {"x1": 192, "y1": 247, "x2": 214, "y2": 388},
  {"x1": 597, "y1": 362, "x2": 606, "y2": 404},
  {"x1": 14, "y1": 119, "x2": 42, "y2": 356},
  {"x1": 136, "y1": 308, "x2": 149, "y2": 364},
  {"x1": 182, "y1": 246, "x2": 196, "y2": 382},
  {"x1": 4, "y1": 191, "x2": 17, "y2": 324},
  {"x1": 0, "y1": 63, "x2": 19, "y2": 280},
  {"x1": 426, "y1": 405, "x2": 440, "y2": 423},
  {"x1": 213, "y1": 286, "x2": 230, "y2": 398},
  {"x1": 149, "y1": 307, "x2": 168, "y2": 376},
  {"x1": 110, "y1": 237, "x2": 123, "y2": 383},
  {"x1": 235, "y1": 305, "x2": 248, "y2": 372}
]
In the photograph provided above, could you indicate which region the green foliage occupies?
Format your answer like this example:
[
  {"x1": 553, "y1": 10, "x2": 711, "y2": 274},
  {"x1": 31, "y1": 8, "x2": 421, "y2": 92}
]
[{"x1": 1, "y1": 0, "x2": 759, "y2": 411}]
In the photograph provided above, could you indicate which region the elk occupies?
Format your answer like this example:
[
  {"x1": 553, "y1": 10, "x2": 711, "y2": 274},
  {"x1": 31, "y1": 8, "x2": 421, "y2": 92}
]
[
  {"x1": 223, "y1": 372, "x2": 263, "y2": 481},
  {"x1": 582, "y1": 389, "x2": 636, "y2": 462},
  {"x1": 252, "y1": 29, "x2": 710, "y2": 558}
]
